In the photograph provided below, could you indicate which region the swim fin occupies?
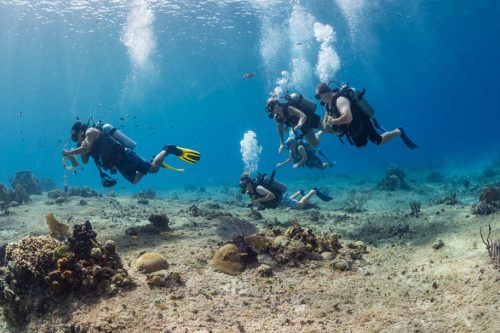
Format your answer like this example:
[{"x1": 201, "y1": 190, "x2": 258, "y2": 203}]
[
  {"x1": 398, "y1": 127, "x2": 419, "y2": 149},
  {"x1": 161, "y1": 162, "x2": 184, "y2": 172},
  {"x1": 313, "y1": 187, "x2": 333, "y2": 202},
  {"x1": 164, "y1": 145, "x2": 201, "y2": 164}
]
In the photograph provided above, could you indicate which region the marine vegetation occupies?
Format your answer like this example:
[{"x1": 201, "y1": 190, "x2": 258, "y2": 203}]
[
  {"x1": 342, "y1": 189, "x2": 372, "y2": 213},
  {"x1": 216, "y1": 216, "x2": 258, "y2": 240},
  {"x1": 479, "y1": 224, "x2": 500, "y2": 268}
]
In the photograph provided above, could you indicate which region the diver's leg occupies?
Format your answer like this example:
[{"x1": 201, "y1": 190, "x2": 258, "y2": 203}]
[
  {"x1": 303, "y1": 130, "x2": 319, "y2": 147},
  {"x1": 132, "y1": 172, "x2": 144, "y2": 184},
  {"x1": 380, "y1": 128, "x2": 401, "y2": 145},
  {"x1": 296, "y1": 189, "x2": 317, "y2": 209},
  {"x1": 290, "y1": 191, "x2": 302, "y2": 199},
  {"x1": 150, "y1": 150, "x2": 168, "y2": 173}
]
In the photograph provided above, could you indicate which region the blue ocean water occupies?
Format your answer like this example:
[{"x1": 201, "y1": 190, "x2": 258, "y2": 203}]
[{"x1": 0, "y1": 0, "x2": 499, "y2": 192}]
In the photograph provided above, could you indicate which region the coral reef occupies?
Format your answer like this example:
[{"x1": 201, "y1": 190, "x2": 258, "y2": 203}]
[
  {"x1": 125, "y1": 213, "x2": 171, "y2": 236},
  {"x1": 0, "y1": 183, "x2": 31, "y2": 206},
  {"x1": 216, "y1": 216, "x2": 258, "y2": 240},
  {"x1": 136, "y1": 253, "x2": 169, "y2": 273},
  {"x1": 376, "y1": 165, "x2": 411, "y2": 191},
  {"x1": 210, "y1": 244, "x2": 246, "y2": 275},
  {"x1": 10, "y1": 171, "x2": 41, "y2": 195},
  {"x1": 472, "y1": 185, "x2": 500, "y2": 216},
  {"x1": 146, "y1": 270, "x2": 183, "y2": 288},
  {"x1": 211, "y1": 224, "x2": 366, "y2": 275},
  {"x1": 0, "y1": 219, "x2": 133, "y2": 327}
]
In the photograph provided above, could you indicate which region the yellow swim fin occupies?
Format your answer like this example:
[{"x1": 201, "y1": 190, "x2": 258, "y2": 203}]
[
  {"x1": 161, "y1": 162, "x2": 184, "y2": 172},
  {"x1": 164, "y1": 145, "x2": 201, "y2": 164}
]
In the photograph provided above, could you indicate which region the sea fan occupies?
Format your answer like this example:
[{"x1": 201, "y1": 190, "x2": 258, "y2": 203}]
[{"x1": 216, "y1": 216, "x2": 258, "y2": 241}]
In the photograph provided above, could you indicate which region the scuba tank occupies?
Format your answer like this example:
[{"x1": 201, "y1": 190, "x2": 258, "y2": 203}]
[
  {"x1": 286, "y1": 93, "x2": 317, "y2": 114},
  {"x1": 338, "y1": 83, "x2": 375, "y2": 118},
  {"x1": 101, "y1": 123, "x2": 137, "y2": 149},
  {"x1": 262, "y1": 170, "x2": 287, "y2": 193}
]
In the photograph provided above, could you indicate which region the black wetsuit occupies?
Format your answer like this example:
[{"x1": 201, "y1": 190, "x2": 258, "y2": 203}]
[
  {"x1": 327, "y1": 95, "x2": 382, "y2": 147},
  {"x1": 89, "y1": 129, "x2": 151, "y2": 183},
  {"x1": 276, "y1": 104, "x2": 321, "y2": 134},
  {"x1": 249, "y1": 183, "x2": 282, "y2": 209}
]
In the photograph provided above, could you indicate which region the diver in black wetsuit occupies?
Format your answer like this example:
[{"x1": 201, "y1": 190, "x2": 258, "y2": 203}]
[{"x1": 315, "y1": 82, "x2": 418, "y2": 149}]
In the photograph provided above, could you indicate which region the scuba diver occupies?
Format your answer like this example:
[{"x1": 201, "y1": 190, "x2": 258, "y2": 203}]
[
  {"x1": 239, "y1": 171, "x2": 332, "y2": 210},
  {"x1": 62, "y1": 119, "x2": 201, "y2": 186},
  {"x1": 315, "y1": 82, "x2": 418, "y2": 149},
  {"x1": 276, "y1": 137, "x2": 334, "y2": 170},
  {"x1": 265, "y1": 92, "x2": 322, "y2": 153}
]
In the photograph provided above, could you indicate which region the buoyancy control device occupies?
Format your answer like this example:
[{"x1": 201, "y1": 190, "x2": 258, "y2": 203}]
[{"x1": 334, "y1": 83, "x2": 375, "y2": 118}]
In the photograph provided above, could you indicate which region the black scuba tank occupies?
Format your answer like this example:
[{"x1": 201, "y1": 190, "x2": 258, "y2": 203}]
[{"x1": 286, "y1": 93, "x2": 317, "y2": 114}]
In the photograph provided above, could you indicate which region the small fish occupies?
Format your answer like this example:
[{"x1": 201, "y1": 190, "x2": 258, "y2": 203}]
[
  {"x1": 19, "y1": 111, "x2": 23, "y2": 117},
  {"x1": 296, "y1": 42, "x2": 303, "y2": 45},
  {"x1": 120, "y1": 117, "x2": 125, "y2": 121},
  {"x1": 76, "y1": 116, "x2": 80, "y2": 120},
  {"x1": 243, "y1": 72, "x2": 254, "y2": 79}
]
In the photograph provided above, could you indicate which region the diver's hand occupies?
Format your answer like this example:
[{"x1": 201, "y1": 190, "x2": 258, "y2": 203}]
[
  {"x1": 276, "y1": 162, "x2": 283, "y2": 168},
  {"x1": 293, "y1": 163, "x2": 301, "y2": 169},
  {"x1": 278, "y1": 144, "x2": 285, "y2": 154},
  {"x1": 326, "y1": 116, "x2": 335, "y2": 126},
  {"x1": 62, "y1": 149, "x2": 71, "y2": 157},
  {"x1": 164, "y1": 145, "x2": 182, "y2": 156}
]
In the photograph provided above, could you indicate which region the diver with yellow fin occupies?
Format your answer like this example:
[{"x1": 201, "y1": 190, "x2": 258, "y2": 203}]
[{"x1": 62, "y1": 119, "x2": 201, "y2": 186}]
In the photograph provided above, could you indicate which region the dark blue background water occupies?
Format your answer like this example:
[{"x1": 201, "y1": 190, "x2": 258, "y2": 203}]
[{"x1": 0, "y1": 0, "x2": 499, "y2": 191}]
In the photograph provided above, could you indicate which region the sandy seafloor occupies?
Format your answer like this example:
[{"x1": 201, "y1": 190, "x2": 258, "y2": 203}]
[{"x1": 0, "y1": 169, "x2": 499, "y2": 333}]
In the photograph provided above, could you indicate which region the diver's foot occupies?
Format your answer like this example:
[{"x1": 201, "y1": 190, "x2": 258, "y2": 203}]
[
  {"x1": 322, "y1": 162, "x2": 334, "y2": 169},
  {"x1": 313, "y1": 187, "x2": 333, "y2": 202},
  {"x1": 163, "y1": 144, "x2": 182, "y2": 156}
]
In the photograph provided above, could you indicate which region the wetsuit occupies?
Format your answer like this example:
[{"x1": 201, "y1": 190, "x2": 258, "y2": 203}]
[
  {"x1": 89, "y1": 129, "x2": 151, "y2": 183},
  {"x1": 276, "y1": 104, "x2": 321, "y2": 135},
  {"x1": 327, "y1": 95, "x2": 382, "y2": 147}
]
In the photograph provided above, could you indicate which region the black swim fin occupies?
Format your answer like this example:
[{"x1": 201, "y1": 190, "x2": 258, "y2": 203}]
[
  {"x1": 398, "y1": 127, "x2": 419, "y2": 149},
  {"x1": 313, "y1": 187, "x2": 333, "y2": 202}
]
